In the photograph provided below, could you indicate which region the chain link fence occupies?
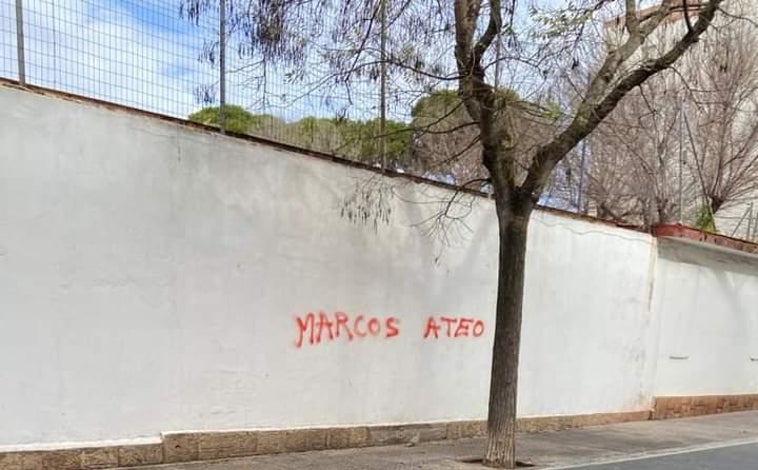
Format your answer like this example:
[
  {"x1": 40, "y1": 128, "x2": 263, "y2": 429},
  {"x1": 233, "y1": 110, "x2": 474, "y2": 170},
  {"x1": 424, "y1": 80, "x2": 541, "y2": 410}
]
[
  {"x1": 1, "y1": 1, "x2": 220, "y2": 117},
  {"x1": 726, "y1": 204, "x2": 758, "y2": 242},
  {"x1": 1, "y1": 0, "x2": 411, "y2": 164},
  {"x1": 3, "y1": 1, "x2": 757, "y2": 242}
]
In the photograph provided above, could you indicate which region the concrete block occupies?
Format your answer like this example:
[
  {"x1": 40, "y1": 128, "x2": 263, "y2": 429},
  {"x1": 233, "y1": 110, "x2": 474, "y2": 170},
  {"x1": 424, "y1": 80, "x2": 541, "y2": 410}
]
[
  {"x1": 256, "y1": 431, "x2": 287, "y2": 455},
  {"x1": 80, "y1": 448, "x2": 118, "y2": 469},
  {"x1": 41, "y1": 450, "x2": 81, "y2": 470},
  {"x1": 255, "y1": 429, "x2": 327, "y2": 455},
  {"x1": 367, "y1": 426, "x2": 401, "y2": 446},
  {"x1": 284, "y1": 429, "x2": 327, "y2": 452},
  {"x1": 326, "y1": 427, "x2": 369, "y2": 449},
  {"x1": 416, "y1": 424, "x2": 448, "y2": 442},
  {"x1": 446, "y1": 421, "x2": 486, "y2": 440},
  {"x1": 117, "y1": 444, "x2": 163, "y2": 467},
  {"x1": 653, "y1": 395, "x2": 758, "y2": 420},
  {"x1": 518, "y1": 411, "x2": 651, "y2": 433},
  {"x1": 163, "y1": 434, "x2": 198, "y2": 463},
  {"x1": 368, "y1": 424, "x2": 446, "y2": 446},
  {"x1": 198, "y1": 432, "x2": 257, "y2": 460},
  {"x1": 20, "y1": 453, "x2": 43, "y2": 470},
  {"x1": 0, "y1": 452, "x2": 25, "y2": 470}
]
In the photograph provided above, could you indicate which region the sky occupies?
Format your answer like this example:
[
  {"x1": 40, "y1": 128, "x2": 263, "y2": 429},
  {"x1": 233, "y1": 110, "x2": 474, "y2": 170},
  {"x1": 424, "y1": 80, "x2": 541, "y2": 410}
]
[
  {"x1": 4, "y1": 0, "x2": 548, "y2": 125},
  {"x1": 0, "y1": 0, "x2": 219, "y2": 117},
  {"x1": 0, "y1": 0, "x2": 633, "y2": 124},
  {"x1": 0, "y1": 0, "x2": 371, "y2": 121}
]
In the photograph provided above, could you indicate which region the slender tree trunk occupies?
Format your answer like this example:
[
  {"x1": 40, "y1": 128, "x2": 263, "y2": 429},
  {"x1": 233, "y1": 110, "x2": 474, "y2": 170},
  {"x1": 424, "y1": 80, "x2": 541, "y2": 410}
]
[{"x1": 483, "y1": 194, "x2": 533, "y2": 469}]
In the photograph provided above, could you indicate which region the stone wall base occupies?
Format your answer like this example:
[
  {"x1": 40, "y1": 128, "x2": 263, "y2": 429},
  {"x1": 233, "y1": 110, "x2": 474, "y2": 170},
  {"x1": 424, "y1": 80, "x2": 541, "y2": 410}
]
[
  {"x1": 653, "y1": 394, "x2": 758, "y2": 419},
  {"x1": 0, "y1": 409, "x2": 667, "y2": 470}
]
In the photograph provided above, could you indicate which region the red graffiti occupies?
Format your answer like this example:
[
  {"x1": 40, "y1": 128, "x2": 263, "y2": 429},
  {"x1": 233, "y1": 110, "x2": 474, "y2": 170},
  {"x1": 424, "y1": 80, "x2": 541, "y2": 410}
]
[
  {"x1": 295, "y1": 311, "x2": 401, "y2": 348},
  {"x1": 386, "y1": 317, "x2": 400, "y2": 338},
  {"x1": 423, "y1": 316, "x2": 485, "y2": 339},
  {"x1": 295, "y1": 312, "x2": 485, "y2": 347}
]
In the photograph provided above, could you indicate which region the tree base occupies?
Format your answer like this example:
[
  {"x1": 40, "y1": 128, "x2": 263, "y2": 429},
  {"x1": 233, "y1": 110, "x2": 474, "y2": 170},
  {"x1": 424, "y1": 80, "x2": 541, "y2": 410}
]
[{"x1": 460, "y1": 457, "x2": 535, "y2": 468}]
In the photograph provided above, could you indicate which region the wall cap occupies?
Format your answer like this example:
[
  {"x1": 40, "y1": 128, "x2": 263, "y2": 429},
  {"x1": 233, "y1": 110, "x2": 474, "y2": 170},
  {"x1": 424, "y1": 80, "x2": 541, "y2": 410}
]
[{"x1": 652, "y1": 223, "x2": 758, "y2": 257}]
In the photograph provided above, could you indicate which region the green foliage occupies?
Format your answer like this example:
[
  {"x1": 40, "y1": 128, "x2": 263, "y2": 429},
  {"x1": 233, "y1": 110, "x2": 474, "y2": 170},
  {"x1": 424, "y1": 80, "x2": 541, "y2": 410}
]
[
  {"x1": 694, "y1": 204, "x2": 718, "y2": 233},
  {"x1": 493, "y1": 88, "x2": 521, "y2": 106},
  {"x1": 543, "y1": 101, "x2": 563, "y2": 120},
  {"x1": 188, "y1": 105, "x2": 258, "y2": 134},
  {"x1": 185, "y1": 88, "x2": 525, "y2": 175},
  {"x1": 188, "y1": 106, "x2": 290, "y2": 143},
  {"x1": 296, "y1": 116, "x2": 338, "y2": 136},
  {"x1": 248, "y1": 114, "x2": 287, "y2": 132},
  {"x1": 291, "y1": 117, "x2": 343, "y2": 153},
  {"x1": 337, "y1": 118, "x2": 413, "y2": 167},
  {"x1": 412, "y1": 88, "x2": 521, "y2": 119},
  {"x1": 289, "y1": 116, "x2": 414, "y2": 167},
  {"x1": 187, "y1": 107, "x2": 412, "y2": 168},
  {"x1": 411, "y1": 89, "x2": 460, "y2": 118}
]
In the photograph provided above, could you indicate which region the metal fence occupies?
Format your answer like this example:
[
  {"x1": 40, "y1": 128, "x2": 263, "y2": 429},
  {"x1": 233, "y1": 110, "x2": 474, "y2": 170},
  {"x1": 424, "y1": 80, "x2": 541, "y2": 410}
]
[
  {"x1": 3, "y1": 1, "x2": 758, "y2": 243},
  {"x1": 2, "y1": 1, "x2": 217, "y2": 117},
  {"x1": 0, "y1": 0, "x2": 401, "y2": 155},
  {"x1": 729, "y1": 203, "x2": 758, "y2": 242}
]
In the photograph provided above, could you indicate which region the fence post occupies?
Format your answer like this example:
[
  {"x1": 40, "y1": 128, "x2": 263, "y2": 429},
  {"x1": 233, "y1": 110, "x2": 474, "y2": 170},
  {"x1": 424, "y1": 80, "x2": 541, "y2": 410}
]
[
  {"x1": 747, "y1": 203, "x2": 754, "y2": 241},
  {"x1": 219, "y1": 0, "x2": 227, "y2": 133},
  {"x1": 378, "y1": 0, "x2": 387, "y2": 169},
  {"x1": 15, "y1": 0, "x2": 26, "y2": 85}
]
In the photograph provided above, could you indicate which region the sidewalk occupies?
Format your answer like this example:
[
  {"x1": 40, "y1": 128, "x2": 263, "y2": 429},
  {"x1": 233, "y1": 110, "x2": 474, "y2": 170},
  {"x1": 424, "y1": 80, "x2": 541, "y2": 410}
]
[{"x1": 130, "y1": 412, "x2": 758, "y2": 469}]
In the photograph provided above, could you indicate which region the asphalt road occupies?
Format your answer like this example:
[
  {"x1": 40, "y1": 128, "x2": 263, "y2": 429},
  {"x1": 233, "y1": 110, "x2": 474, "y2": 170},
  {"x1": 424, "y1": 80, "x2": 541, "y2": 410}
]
[{"x1": 566, "y1": 443, "x2": 758, "y2": 470}]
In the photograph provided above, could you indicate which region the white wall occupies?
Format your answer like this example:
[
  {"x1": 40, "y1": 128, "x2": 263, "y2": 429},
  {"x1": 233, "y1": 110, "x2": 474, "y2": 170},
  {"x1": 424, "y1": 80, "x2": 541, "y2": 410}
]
[
  {"x1": 652, "y1": 239, "x2": 758, "y2": 396},
  {"x1": 0, "y1": 85, "x2": 754, "y2": 449},
  {"x1": 520, "y1": 214, "x2": 656, "y2": 416}
]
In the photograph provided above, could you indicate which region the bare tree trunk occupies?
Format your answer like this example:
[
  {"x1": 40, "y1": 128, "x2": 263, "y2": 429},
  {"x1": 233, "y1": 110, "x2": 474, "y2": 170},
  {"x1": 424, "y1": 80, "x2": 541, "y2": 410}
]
[{"x1": 483, "y1": 194, "x2": 532, "y2": 469}]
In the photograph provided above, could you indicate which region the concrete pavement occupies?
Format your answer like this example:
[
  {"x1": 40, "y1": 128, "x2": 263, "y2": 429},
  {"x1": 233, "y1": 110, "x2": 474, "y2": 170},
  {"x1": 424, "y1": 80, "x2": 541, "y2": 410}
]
[{"x1": 127, "y1": 412, "x2": 758, "y2": 469}]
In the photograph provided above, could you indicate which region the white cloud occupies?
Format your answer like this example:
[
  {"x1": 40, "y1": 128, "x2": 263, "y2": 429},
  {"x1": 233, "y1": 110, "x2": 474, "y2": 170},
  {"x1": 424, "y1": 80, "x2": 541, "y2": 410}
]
[
  {"x1": 2, "y1": 0, "x2": 218, "y2": 118},
  {"x1": 0, "y1": 0, "x2": 409, "y2": 122}
]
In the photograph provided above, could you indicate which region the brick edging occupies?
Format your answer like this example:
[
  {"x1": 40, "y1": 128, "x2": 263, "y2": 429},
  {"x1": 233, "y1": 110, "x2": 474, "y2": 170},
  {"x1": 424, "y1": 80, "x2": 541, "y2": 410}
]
[
  {"x1": 0, "y1": 410, "x2": 651, "y2": 469},
  {"x1": 653, "y1": 394, "x2": 758, "y2": 420}
]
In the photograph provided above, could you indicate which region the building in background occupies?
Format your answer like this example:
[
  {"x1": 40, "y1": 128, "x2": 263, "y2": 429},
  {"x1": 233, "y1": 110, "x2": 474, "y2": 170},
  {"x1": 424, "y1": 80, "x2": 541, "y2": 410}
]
[{"x1": 581, "y1": 0, "x2": 758, "y2": 238}]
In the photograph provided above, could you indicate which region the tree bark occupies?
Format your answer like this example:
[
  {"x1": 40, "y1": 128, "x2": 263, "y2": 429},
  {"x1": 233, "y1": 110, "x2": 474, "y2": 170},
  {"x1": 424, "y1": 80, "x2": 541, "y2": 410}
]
[{"x1": 483, "y1": 193, "x2": 533, "y2": 468}]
